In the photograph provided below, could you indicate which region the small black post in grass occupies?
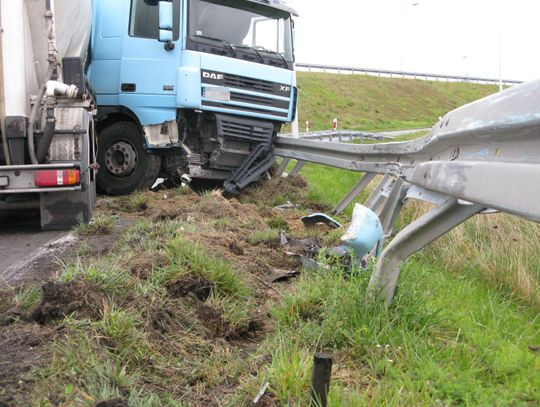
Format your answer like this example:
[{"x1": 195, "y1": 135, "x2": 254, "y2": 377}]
[{"x1": 310, "y1": 352, "x2": 333, "y2": 407}]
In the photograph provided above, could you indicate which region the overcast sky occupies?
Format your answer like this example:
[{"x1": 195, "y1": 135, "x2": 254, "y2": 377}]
[{"x1": 287, "y1": 0, "x2": 540, "y2": 81}]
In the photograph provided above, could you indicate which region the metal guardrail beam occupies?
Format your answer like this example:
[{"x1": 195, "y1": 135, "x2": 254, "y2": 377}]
[
  {"x1": 274, "y1": 79, "x2": 540, "y2": 303},
  {"x1": 296, "y1": 63, "x2": 524, "y2": 86},
  {"x1": 280, "y1": 130, "x2": 390, "y2": 142}
]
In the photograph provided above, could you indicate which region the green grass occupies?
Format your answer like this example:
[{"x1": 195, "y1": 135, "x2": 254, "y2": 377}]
[
  {"x1": 250, "y1": 158, "x2": 540, "y2": 405},
  {"x1": 248, "y1": 228, "x2": 281, "y2": 245},
  {"x1": 296, "y1": 72, "x2": 498, "y2": 131},
  {"x1": 263, "y1": 258, "x2": 540, "y2": 405},
  {"x1": 8, "y1": 75, "x2": 539, "y2": 405},
  {"x1": 76, "y1": 215, "x2": 116, "y2": 236}
]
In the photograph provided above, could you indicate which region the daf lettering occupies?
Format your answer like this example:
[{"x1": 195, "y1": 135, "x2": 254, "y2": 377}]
[{"x1": 203, "y1": 72, "x2": 224, "y2": 81}]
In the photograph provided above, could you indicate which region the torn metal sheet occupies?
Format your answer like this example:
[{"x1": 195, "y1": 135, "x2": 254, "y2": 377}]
[{"x1": 301, "y1": 213, "x2": 342, "y2": 229}]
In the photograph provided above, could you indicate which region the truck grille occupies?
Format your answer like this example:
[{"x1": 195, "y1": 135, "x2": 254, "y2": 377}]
[
  {"x1": 222, "y1": 74, "x2": 275, "y2": 94},
  {"x1": 230, "y1": 92, "x2": 290, "y2": 110},
  {"x1": 216, "y1": 114, "x2": 274, "y2": 144},
  {"x1": 201, "y1": 70, "x2": 292, "y2": 120}
]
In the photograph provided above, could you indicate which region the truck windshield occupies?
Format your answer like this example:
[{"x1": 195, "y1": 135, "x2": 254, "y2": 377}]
[{"x1": 188, "y1": 0, "x2": 294, "y2": 63}]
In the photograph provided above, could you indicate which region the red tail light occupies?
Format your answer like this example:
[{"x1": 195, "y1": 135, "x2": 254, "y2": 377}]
[{"x1": 34, "y1": 169, "x2": 80, "y2": 187}]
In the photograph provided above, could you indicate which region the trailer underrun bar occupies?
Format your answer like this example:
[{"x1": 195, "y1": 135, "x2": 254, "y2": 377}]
[{"x1": 274, "y1": 79, "x2": 540, "y2": 304}]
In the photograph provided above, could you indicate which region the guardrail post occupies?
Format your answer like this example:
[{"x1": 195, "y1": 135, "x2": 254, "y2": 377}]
[
  {"x1": 365, "y1": 175, "x2": 392, "y2": 212},
  {"x1": 333, "y1": 173, "x2": 376, "y2": 215},
  {"x1": 369, "y1": 199, "x2": 484, "y2": 304},
  {"x1": 310, "y1": 353, "x2": 333, "y2": 407},
  {"x1": 289, "y1": 160, "x2": 306, "y2": 177},
  {"x1": 275, "y1": 158, "x2": 291, "y2": 177}
]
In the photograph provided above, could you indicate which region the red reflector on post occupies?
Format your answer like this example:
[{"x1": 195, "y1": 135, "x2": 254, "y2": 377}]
[{"x1": 34, "y1": 170, "x2": 80, "y2": 187}]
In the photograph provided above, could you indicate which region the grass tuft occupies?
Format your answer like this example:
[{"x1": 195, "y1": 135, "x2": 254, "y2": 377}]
[{"x1": 76, "y1": 215, "x2": 115, "y2": 236}]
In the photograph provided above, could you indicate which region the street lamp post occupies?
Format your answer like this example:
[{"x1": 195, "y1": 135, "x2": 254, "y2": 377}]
[
  {"x1": 497, "y1": 0, "x2": 503, "y2": 91},
  {"x1": 453, "y1": 55, "x2": 468, "y2": 79},
  {"x1": 399, "y1": 2, "x2": 419, "y2": 72}
]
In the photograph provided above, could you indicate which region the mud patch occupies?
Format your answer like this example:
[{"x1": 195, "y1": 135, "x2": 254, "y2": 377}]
[
  {"x1": 168, "y1": 276, "x2": 215, "y2": 301},
  {"x1": 31, "y1": 280, "x2": 105, "y2": 324},
  {"x1": 192, "y1": 299, "x2": 262, "y2": 341},
  {"x1": 94, "y1": 399, "x2": 129, "y2": 407},
  {"x1": 0, "y1": 323, "x2": 55, "y2": 406},
  {"x1": 241, "y1": 176, "x2": 330, "y2": 212}
]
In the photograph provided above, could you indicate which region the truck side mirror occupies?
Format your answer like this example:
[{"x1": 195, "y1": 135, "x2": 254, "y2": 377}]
[{"x1": 158, "y1": 1, "x2": 175, "y2": 50}]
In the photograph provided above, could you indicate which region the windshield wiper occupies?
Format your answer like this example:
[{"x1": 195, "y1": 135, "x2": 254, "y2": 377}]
[
  {"x1": 273, "y1": 51, "x2": 289, "y2": 67},
  {"x1": 251, "y1": 46, "x2": 289, "y2": 67},
  {"x1": 236, "y1": 45, "x2": 265, "y2": 63},
  {"x1": 194, "y1": 35, "x2": 237, "y2": 57}
]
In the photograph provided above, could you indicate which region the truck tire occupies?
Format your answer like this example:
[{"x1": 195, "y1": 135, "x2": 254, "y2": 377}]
[{"x1": 97, "y1": 121, "x2": 161, "y2": 195}]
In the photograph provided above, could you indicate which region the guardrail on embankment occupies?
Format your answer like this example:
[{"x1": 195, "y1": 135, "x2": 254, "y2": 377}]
[
  {"x1": 296, "y1": 63, "x2": 523, "y2": 86},
  {"x1": 274, "y1": 79, "x2": 539, "y2": 304}
]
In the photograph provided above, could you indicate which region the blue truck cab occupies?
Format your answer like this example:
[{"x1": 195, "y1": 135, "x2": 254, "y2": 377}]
[{"x1": 88, "y1": 0, "x2": 298, "y2": 195}]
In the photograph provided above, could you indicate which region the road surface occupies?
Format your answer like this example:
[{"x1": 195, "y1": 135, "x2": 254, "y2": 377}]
[{"x1": 0, "y1": 209, "x2": 72, "y2": 286}]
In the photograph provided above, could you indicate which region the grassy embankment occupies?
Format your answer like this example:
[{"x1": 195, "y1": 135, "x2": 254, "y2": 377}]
[
  {"x1": 1, "y1": 74, "x2": 539, "y2": 406},
  {"x1": 295, "y1": 71, "x2": 498, "y2": 131}
]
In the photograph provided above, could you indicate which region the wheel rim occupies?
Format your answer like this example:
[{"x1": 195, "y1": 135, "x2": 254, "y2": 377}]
[{"x1": 104, "y1": 140, "x2": 138, "y2": 177}]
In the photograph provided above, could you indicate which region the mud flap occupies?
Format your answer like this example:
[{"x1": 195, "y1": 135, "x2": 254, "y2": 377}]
[
  {"x1": 40, "y1": 182, "x2": 95, "y2": 230},
  {"x1": 223, "y1": 143, "x2": 276, "y2": 195},
  {"x1": 40, "y1": 106, "x2": 96, "y2": 230}
]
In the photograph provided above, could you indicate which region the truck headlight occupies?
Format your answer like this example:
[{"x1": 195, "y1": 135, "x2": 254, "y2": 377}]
[{"x1": 202, "y1": 87, "x2": 231, "y2": 102}]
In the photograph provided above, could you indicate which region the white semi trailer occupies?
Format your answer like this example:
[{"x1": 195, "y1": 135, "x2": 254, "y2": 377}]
[{"x1": 0, "y1": 0, "x2": 96, "y2": 230}]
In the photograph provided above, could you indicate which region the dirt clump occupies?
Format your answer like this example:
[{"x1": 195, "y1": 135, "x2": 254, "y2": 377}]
[
  {"x1": 128, "y1": 251, "x2": 169, "y2": 280},
  {"x1": 31, "y1": 280, "x2": 105, "y2": 324},
  {"x1": 229, "y1": 241, "x2": 245, "y2": 256},
  {"x1": 94, "y1": 399, "x2": 129, "y2": 407},
  {"x1": 168, "y1": 276, "x2": 215, "y2": 301},
  {"x1": 241, "y1": 175, "x2": 331, "y2": 212},
  {"x1": 149, "y1": 306, "x2": 176, "y2": 334},
  {"x1": 191, "y1": 298, "x2": 262, "y2": 341}
]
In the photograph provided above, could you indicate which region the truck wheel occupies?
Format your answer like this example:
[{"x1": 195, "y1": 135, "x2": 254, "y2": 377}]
[{"x1": 97, "y1": 121, "x2": 161, "y2": 195}]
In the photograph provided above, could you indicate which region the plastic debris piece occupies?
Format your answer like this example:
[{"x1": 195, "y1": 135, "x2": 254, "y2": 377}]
[
  {"x1": 341, "y1": 203, "x2": 383, "y2": 259},
  {"x1": 301, "y1": 213, "x2": 342, "y2": 229},
  {"x1": 268, "y1": 268, "x2": 300, "y2": 283},
  {"x1": 252, "y1": 382, "x2": 270, "y2": 405},
  {"x1": 275, "y1": 201, "x2": 299, "y2": 210},
  {"x1": 280, "y1": 230, "x2": 289, "y2": 246}
]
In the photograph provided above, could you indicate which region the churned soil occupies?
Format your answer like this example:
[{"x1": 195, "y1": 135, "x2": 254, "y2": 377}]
[{"x1": 0, "y1": 175, "x2": 339, "y2": 405}]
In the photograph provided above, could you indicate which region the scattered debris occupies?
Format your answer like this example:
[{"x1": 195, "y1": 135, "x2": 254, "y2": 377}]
[
  {"x1": 279, "y1": 231, "x2": 322, "y2": 259},
  {"x1": 341, "y1": 203, "x2": 383, "y2": 259},
  {"x1": 274, "y1": 201, "x2": 299, "y2": 211},
  {"x1": 252, "y1": 381, "x2": 270, "y2": 405},
  {"x1": 301, "y1": 213, "x2": 342, "y2": 229},
  {"x1": 287, "y1": 253, "x2": 330, "y2": 271},
  {"x1": 267, "y1": 268, "x2": 299, "y2": 283}
]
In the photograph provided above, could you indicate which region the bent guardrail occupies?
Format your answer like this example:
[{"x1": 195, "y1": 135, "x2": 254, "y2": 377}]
[{"x1": 274, "y1": 79, "x2": 540, "y2": 303}]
